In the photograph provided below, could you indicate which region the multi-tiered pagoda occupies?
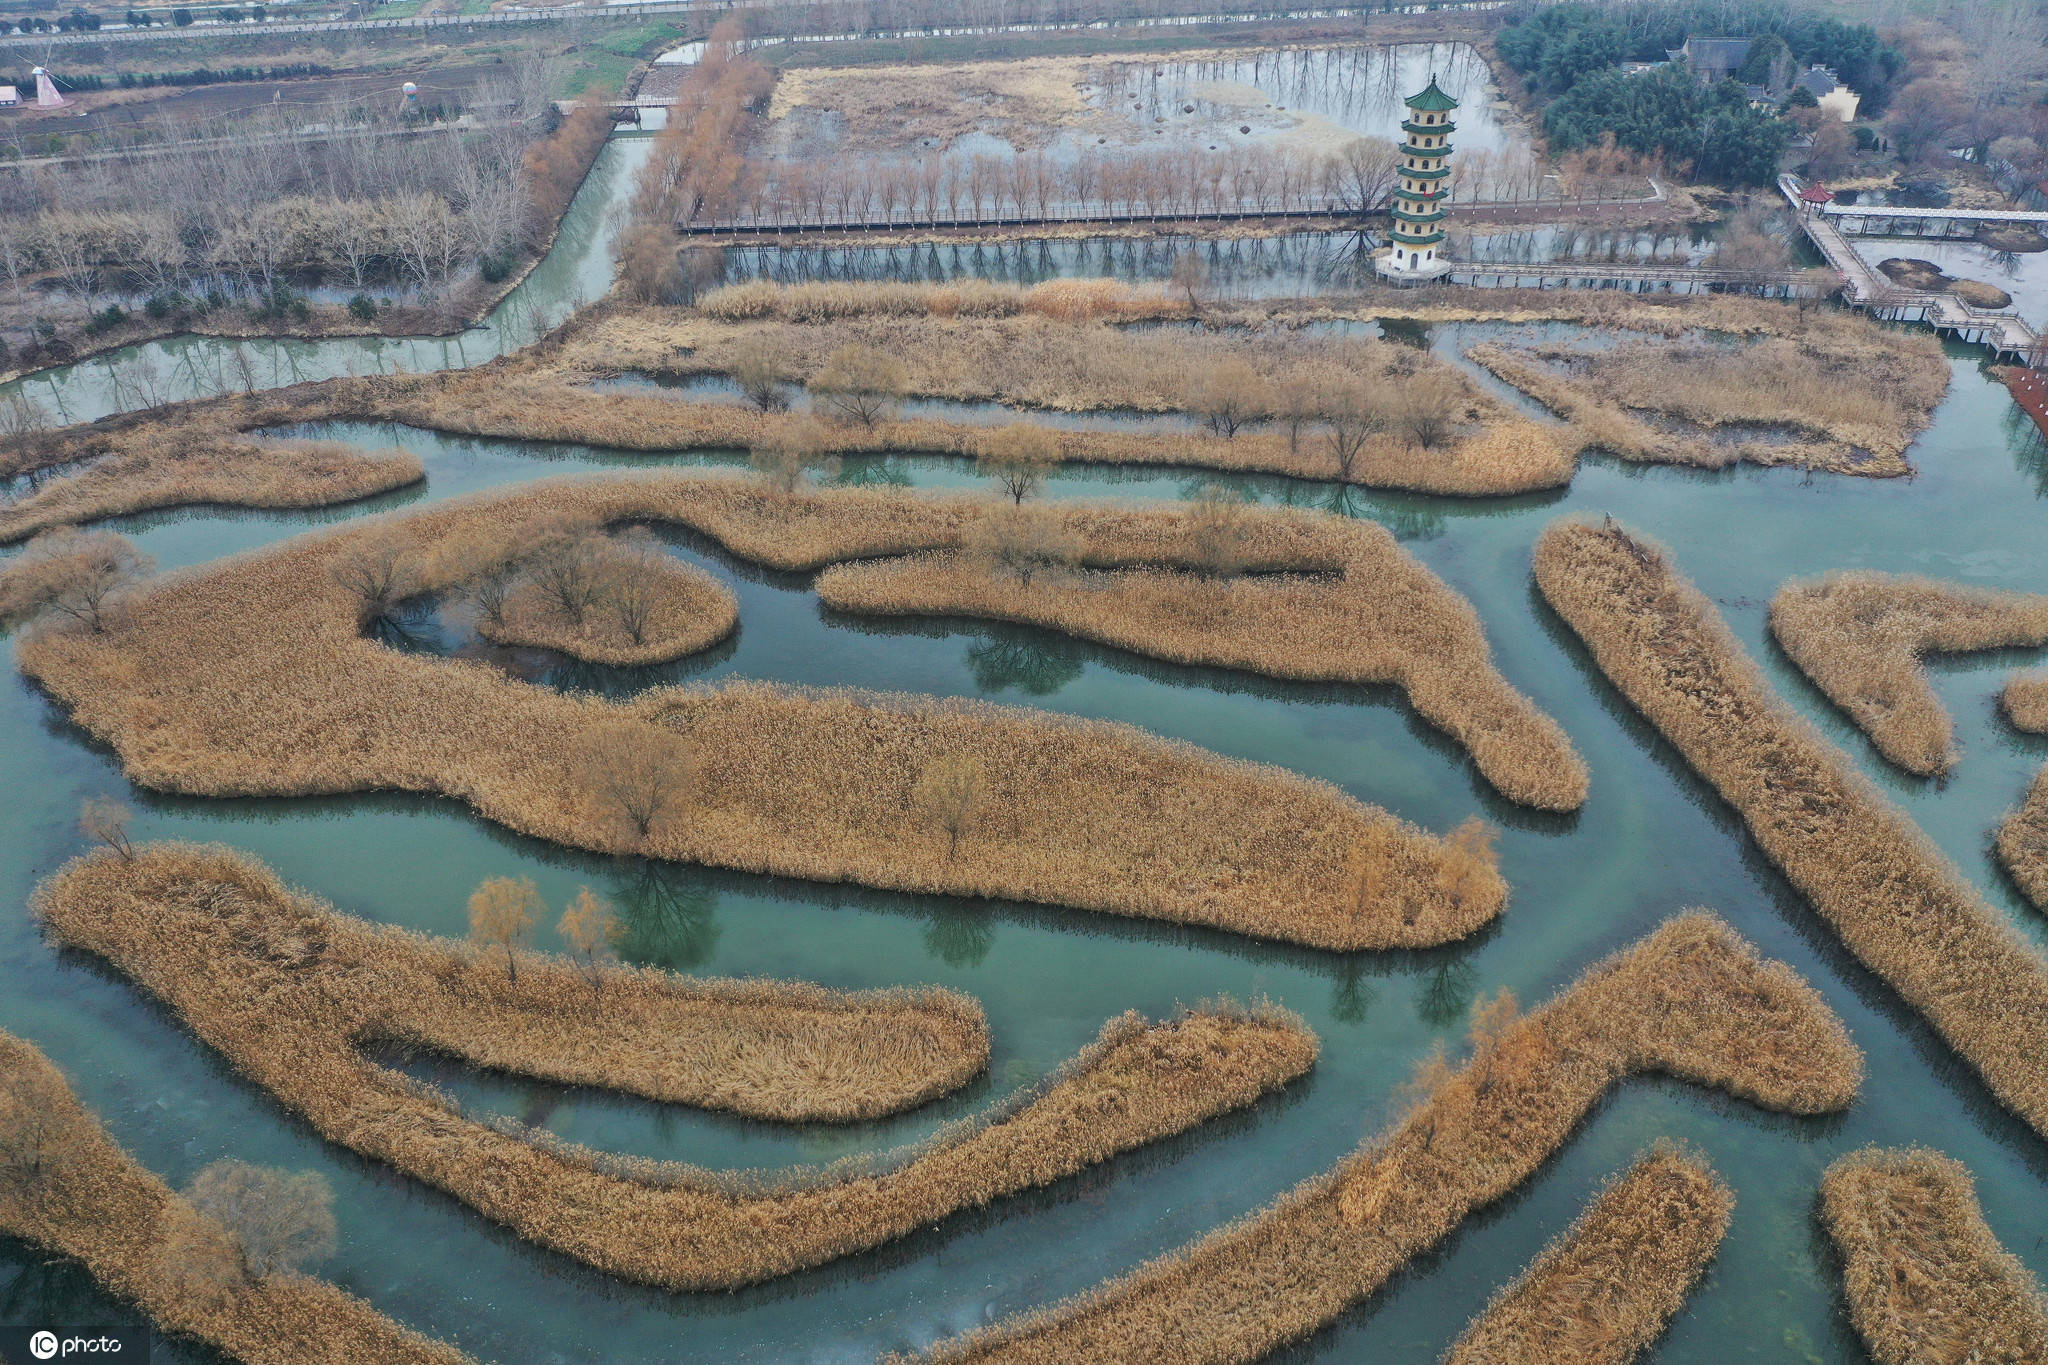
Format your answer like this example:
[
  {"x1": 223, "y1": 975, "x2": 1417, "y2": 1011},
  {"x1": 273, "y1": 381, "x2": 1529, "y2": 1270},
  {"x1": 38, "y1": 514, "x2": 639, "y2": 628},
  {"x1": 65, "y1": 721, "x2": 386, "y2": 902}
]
[{"x1": 1377, "y1": 76, "x2": 1457, "y2": 282}]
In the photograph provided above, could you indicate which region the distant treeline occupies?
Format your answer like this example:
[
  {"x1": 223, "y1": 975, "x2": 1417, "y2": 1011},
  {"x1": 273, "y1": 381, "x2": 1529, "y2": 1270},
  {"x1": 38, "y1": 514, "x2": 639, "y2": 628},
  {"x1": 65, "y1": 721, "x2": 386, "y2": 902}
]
[
  {"x1": 1496, "y1": 1, "x2": 1904, "y2": 186},
  {"x1": 0, "y1": 5, "x2": 268, "y2": 31},
  {"x1": 8, "y1": 62, "x2": 323, "y2": 92},
  {"x1": 1501, "y1": 2, "x2": 1903, "y2": 104}
]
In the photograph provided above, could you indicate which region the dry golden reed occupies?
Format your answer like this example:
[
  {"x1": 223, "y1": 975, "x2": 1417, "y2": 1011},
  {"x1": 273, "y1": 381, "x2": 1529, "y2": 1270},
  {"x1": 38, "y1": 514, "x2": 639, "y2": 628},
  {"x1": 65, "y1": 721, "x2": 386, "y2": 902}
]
[
  {"x1": 1442, "y1": 1144, "x2": 1731, "y2": 1365},
  {"x1": 17, "y1": 473, "x2": 1521, "y2": 950},
  {"x1": 343, "y1": 371, "x2": 1574, "y2": 498},
  {"x1": 1996, "y1": 772, "x2": 2048, "y2": 912},
  {"x1": 2002, "y1": 670, "x2": 2048, "y2": 733},
  {"x1": 0, "y1": 429, "x2": 423, "y2": 545},
  {"x1": 1769, "y1": 572, "x2": 2048, "y2": 777},
  {"x1": 1466, "y1": 330, "x2": 1947, "y2": 478},
  {"x1": 1820, "y1": 1147, "x2": 2048, "y2": 1365},
  {"x1": 898, "y1": 913, "x2": 1859, "y2": 1365},
  {"x1": 35, "y1": 843, "x2": 1318, "y2": 1291},
  {"x1": 479, "y1": 538, "x2": 738, "y2": 666},
  {"x1": 1534, "y1": 518, "x2": 2048, "y2": 1139},
  {"x1": 817, "y1": 511, "x2": 1588, "y2": 811},
  {"x1": 694, "y1": 277, "x2": 1166, "y2": 325},
  {"x1": 45, "y1": 842, "x2": 988, "y2": 1121},
  {"x1": 1999, "y1": 673, "x2": 2048, "y2": 909},
  {"x1": 0, "y1": 1030, "x2": 475, "y2": 1365}
]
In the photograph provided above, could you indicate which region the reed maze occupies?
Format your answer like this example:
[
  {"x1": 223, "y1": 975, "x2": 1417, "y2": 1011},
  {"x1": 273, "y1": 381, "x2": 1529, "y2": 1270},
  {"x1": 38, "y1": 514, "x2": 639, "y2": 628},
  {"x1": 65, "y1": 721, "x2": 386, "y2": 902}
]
[{"x1": 0, "y1": 267, "x2": 2043, "y2": 1361}]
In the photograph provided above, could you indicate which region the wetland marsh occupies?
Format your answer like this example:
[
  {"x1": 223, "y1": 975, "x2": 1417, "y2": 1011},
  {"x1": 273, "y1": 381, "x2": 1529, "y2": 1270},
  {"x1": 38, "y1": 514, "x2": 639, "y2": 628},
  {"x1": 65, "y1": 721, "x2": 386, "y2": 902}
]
[{"x1": 4, "y1": 122, "x2": 2048, "y2": 1365}]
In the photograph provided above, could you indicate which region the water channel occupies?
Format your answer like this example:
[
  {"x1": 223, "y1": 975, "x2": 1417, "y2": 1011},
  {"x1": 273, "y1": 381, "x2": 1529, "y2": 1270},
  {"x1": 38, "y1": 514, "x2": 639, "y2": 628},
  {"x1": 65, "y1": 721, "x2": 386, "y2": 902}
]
[{"x1": 3, "y1": 128, "x2": 2048, "y2": 1365}]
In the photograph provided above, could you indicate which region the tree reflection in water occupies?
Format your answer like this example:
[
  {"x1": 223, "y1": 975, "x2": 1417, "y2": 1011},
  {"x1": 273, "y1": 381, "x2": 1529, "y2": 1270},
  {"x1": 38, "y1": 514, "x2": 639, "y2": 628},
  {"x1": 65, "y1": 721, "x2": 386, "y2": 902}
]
[
  {"x1": 0, "y1": 1243, "x2": 142, "y2": 1337},
  {"x1": 923, "y1": 906, "x2": 997, "y2": 969},
  {"x1": 1328, "y1": 959, "x2": 1376, "y2": 1025},
  {"x1": 609, "y1": 860, "x2": 721, "y2": 971},
  {"x1": 2004, "y1": 399, "x2": 2048, "y2": 500},
  {"x1": 965, "y1": 632, "x2": 1087, "y2": 697},
  {"x1": 1417, "y1": 957, "x2": 1479, "y2": 1028}
]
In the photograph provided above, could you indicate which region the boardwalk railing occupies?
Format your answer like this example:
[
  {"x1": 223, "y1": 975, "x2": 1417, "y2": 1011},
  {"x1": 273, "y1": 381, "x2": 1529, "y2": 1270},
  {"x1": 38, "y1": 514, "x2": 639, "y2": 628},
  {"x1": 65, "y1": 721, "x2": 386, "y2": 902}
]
[{"x1": 1781, "y1": 173, "x2": 2040, "y2": 360}]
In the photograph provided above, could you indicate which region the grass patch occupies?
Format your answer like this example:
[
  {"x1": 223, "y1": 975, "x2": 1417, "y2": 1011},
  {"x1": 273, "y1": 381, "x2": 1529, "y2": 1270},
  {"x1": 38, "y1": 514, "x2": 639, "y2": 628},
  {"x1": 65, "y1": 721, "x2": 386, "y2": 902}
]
[
  {"x1": 42, "y1": 841, "x2": 989, "y2": 1123},
  {"x1": 12, "y1": 474, "x2": 1511, "y2": 951},
  {"x1": 1443, "y1": 1143, "x2": 1732, "y2": 1365},
  {"x1": 0, "y1": 430, "x2": 422, "y2": 547},
  {"x1": 556, "y1": 295, "x2": 1575, "y2": 496},
  {"x1": 897, "y1": 913, "x2": 1858, "y2": 1364},
  {"x1": 0, "y1": 1029, "x2": 475, "y2": 1365},
  {"x1": 1468, "y1": 325, "x2": 1948, "y2": 477},
  {"x1": 477, "y1": 531, "x2": 739, "y2": 667},
  {"x1": 2004, "y1": 670, "x2": 2048, "y2": 734},
  {"x1": 817, "y1": 520, "x2": 1588, "y2": 811},
  {"x1": 1820, "y1": 1147, "x2": 2048, "y2": 1365},
  {"x1": 1769, "y1": 573, "x2": 2048, "y2": 778},
  {"x1": 1534, "y1": 517, "x2": 2048, "y2": 1140},
  {"x1": 35, "y1": 843, "x2": 1318, "y2": 1291}
]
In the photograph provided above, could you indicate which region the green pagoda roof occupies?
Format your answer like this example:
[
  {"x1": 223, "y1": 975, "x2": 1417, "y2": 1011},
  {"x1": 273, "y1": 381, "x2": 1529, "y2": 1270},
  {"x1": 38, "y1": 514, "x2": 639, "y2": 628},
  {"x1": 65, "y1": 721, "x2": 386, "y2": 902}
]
[{"x1": 1406, "y1": 77, "x2": 1459, "y2": 112}]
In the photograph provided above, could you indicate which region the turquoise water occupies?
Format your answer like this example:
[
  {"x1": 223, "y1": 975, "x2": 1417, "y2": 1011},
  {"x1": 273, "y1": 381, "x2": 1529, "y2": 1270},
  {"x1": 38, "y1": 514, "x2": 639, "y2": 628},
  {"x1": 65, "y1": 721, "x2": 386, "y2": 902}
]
[{"x1": 5, "y1": 148, "x2": 2048, "y2": 1365}]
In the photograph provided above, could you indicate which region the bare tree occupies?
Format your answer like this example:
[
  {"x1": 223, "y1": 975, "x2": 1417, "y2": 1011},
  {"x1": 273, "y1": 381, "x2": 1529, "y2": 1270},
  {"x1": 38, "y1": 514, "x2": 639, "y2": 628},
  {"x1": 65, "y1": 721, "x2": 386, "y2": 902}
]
[
  {"x1": 7, "y1": 529, "x2": 154, "y2": 634},
  {"x1": 1185, "y1": 485, "x2": 1249, "y2": 580},
  {"x1": 0, "y1": 392, "x2": 50, "y2": 439},
  {"x1": 156, "y1": 1207, "x2": 246, "y2": 1309},
  {"x1": 1270, "y1": 370, "x2": 1326, "y2": 454},
  {"x1": 468, "y1": 875, "x2": 541, "y2": 982},
  {"x1": 748, "y1": 420, "x2": 839, "y2": 494},
  {"x1": 1325, "y1": 135, "x2": 1402, "y2": 212},
  {"x1": 558, "y1": 886, "x2": 621, "y2": 994},
  {"x1": 1886, "y1": 80, "x2": 1967, "y2": 163},
  {"x1": 580, "y1": 721, "x2": 696, "y2": 845},
  {"x1": 913, "y1": 755, "x2": 982, "y2": 859},
  {"x1": 1956, "y1": 0, "x2": 2048, "y2": 115},
  {"x1": 965, "y1": 505, "x2": 1080, "y2": 585},
  {"x1": 1170, "y1": 248, "x2": 1210, "y2": 313},
  {"x1": 329, "y1": 528, "x2": 419, "y2": 626},
  {"x1": 1395, "y1": 370, "x2": 1462, "y2": 450},
  {"x1": 1321, "y1": 377, "x2": 1385, "y2": 480},
  {"x1": 809, "y1": 344, "x2": 907, "y2": 428},
  {"x1": 182, "y1": 1161, "x2": 337, "y2": 1281},
  {"x1": 1188, "y1": 357, "x2": 1271, "y2": 439},
  {"x1": 1708, "y1": 208, "x2": 1792, "y2": 290},
  {"x1": 597, "y1": 530, "x2": 670, "y2": 647},
  {"x1": 726, "y1": 336, "x2": 790, "y2": 412},
  {"x1": 1466, "y1": 986, "x2": 1521, "y2": 1098},
  {"x1": 975, "y1": 423, "x2": 1061, "y2": 504},
  {"x1": 525, "y1": 520, "x2": 606, "y2": 627},
  {"x1": 79, "y1": 795, "x2": 134, "y2": 859},
  {"x1": 0, "y1": 1057, "x2": 72, "y2": 1204}
]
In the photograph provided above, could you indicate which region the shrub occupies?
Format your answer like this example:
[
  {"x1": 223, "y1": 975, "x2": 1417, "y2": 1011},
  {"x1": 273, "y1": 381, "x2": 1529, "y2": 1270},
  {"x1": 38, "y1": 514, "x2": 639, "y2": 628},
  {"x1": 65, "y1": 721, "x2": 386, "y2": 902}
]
[
  {"x1": 84, "y1": 303, "x2": 128, "y2": 335},
  {"x1": 346, "y1": 293, "x2": 378, "y2": 322}
]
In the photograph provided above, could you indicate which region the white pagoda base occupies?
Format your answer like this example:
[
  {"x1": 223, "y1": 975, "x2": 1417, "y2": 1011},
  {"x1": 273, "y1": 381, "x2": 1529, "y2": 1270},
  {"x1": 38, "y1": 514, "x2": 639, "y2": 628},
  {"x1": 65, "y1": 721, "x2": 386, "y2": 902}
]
[{"x1": 1374, "y1": 249, "x2": 1451, "y2": 284}]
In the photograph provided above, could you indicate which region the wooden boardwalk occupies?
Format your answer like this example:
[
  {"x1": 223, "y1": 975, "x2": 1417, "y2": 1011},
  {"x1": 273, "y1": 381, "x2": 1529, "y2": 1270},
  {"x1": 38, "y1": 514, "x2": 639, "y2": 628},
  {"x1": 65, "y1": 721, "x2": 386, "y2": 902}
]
[{"x1": 1781, "y1": 174, "x2": 2040, "y2": 360}]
